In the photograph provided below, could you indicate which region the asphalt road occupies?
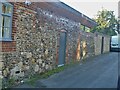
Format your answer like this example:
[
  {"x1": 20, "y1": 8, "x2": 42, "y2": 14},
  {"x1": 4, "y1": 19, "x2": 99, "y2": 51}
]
[{"x1": 37, "y1": 52, "x2": 119, "y2": 88}]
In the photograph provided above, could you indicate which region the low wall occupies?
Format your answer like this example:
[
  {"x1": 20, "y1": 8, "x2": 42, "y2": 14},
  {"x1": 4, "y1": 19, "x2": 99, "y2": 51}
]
[
  {"x1": 94, "y1": 35, "x2": 102, "y2": 55},
  {"x1": 94, "y1": 33, "x2": 110, "y2": 55},
  {"x1": 103, "y1": 37, "x2": 110, "y2": 53}
]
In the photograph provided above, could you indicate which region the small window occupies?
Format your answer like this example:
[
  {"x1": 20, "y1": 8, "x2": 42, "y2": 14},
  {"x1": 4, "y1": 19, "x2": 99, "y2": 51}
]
[
  {"x1": 0, "y1": 2, "x2": 13, "y2": 41},
  {"x1": 80, "y1": 24, "x2": 85, "y2": 31},
  {"x1": 85, "y1": 26, "x2": 91, "y2": 32}
]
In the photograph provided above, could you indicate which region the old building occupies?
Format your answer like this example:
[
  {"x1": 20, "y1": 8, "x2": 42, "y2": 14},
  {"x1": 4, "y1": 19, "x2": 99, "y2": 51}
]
[{"x1": 0, "y1": 0, "x2": 110, "y2": 88}]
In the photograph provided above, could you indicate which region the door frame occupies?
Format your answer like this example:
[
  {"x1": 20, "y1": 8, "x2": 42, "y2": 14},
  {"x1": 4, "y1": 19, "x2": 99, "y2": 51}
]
[{"x1": 101, "y1": 36, "x2": 104, "y2": 54}]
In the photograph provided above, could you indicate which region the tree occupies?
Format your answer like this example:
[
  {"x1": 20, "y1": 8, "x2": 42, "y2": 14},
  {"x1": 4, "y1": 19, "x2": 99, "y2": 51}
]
[{"x1": 90, "y1": 8, "x2": 118, "y2": 36}]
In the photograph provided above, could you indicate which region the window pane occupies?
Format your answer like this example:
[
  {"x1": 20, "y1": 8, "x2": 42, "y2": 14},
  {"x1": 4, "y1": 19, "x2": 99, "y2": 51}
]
[
  {"x1": 1, "y1": 16, "x2": 11, "y2": 39},
  {"x1": 1, "y1": 16, "x2": 11, "y2": 28},
  {"x1": 0, "y1": 16, "x2": 3, "y2": 27},
  {"x1": 3, "y1": 28, "x2": 10, "y2": 39},
  {"x1": 0, "y1": 27, "x2": 2, "y2": 38},
  {"x1": 2, "y1": 4, "x2": 12, "y2": 14},
  {"x1": 6, "y1": 5, "x2": 12, "y2": 14},
  {"x1": 80, "y1": 24, "x2": 85, "y2": 31},
  {"x1": 2, "y1": 27, "x2": 4, "y2": 38},
  {"x1": 2, "y1": 4, "x2": 6, "y2": 13},
  {"x1": 1, "y1": 16, "x2": 5, "y2": 27},
  {"x1": 4, "y1": 16, "x2": 11, "y2": 27},
  {"x1": 85, "y1": 27, "x2": 90, "y2": 32}
]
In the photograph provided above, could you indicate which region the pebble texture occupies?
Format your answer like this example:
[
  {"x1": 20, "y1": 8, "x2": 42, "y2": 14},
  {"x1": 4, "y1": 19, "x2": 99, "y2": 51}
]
[{"x1": 1, "y1": 6, "x2": 110, "y2": 88}]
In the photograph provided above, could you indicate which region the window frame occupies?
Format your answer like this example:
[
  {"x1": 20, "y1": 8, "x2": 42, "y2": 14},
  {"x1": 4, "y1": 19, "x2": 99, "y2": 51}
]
[{"x1": 0, "y1": 2, "x2": 13, "y2": 41}]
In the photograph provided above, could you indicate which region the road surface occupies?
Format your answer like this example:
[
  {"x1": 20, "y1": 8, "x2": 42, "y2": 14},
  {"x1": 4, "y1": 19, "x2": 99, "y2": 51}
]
[{"x1": 37, "y1": 52, "x2": 118, "y2": 88}]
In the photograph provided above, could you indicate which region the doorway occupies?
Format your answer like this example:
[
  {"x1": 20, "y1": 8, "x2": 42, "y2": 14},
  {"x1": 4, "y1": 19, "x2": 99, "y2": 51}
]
[{"x1": 58, "y1": 31, "x2": 67, "y2": 67}]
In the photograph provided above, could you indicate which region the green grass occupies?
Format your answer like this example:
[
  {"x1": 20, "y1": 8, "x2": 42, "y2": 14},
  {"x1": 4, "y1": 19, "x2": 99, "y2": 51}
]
[
  {"x1": 1, "y1": 77, "x2": 16, "y2": 89},
  {"x1": 26, "y1": 65, "x2": 67, "y2": 86},
  {"x1": 26, "y1": 61, "x2": 80, "y2": 86}
]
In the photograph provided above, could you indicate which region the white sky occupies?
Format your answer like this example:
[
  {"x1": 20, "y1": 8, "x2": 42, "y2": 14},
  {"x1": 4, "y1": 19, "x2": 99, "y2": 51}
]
[{"x1": 60, "y1": 0, "x2": 119, "y2": 19}]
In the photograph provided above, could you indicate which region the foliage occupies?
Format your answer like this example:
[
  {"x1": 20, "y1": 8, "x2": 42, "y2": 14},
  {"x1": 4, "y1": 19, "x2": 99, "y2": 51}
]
[
  {"x1": 2, "y1": 77, "x2": 16, "y2": 89},
  {"x1": 90, "y1": 8, "x2": 118, "y2": 36}
]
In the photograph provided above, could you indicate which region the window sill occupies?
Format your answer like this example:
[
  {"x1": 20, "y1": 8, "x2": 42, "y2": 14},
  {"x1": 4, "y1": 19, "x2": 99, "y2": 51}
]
[{"x1": 0, "y1": 39, "x2": 12, "y2": 42}]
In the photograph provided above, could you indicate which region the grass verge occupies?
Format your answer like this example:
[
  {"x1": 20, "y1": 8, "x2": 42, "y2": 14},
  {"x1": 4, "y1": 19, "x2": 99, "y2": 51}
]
[
  {"x1": 26, "y1": 65, "x2": 66, "y2": 86},
  {"x1": 26, "y1": 61, "x2": 80, "y2": 86}
]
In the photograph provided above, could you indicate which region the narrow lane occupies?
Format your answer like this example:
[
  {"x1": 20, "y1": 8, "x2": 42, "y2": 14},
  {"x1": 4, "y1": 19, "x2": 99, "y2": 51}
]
[{"x1": 38, "y1": 52, "x2": 118, "y2": 88}]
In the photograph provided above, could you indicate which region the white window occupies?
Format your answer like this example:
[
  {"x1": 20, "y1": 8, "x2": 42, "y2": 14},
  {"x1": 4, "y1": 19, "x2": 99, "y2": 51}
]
[{"x1": 0, "y1": 2, "x2": 13, "y2": 41}]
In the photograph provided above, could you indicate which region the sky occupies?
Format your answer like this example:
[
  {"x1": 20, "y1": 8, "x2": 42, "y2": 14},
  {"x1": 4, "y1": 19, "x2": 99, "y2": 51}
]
[{"x1": 60, "y1": 0, "x2": 119, "y2": 19}]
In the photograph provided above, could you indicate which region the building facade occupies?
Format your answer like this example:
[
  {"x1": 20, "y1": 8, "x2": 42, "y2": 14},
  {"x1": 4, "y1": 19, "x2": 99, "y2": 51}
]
[{"x1": 0, "y1": 1, "x2": 110, "y2": 88}]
